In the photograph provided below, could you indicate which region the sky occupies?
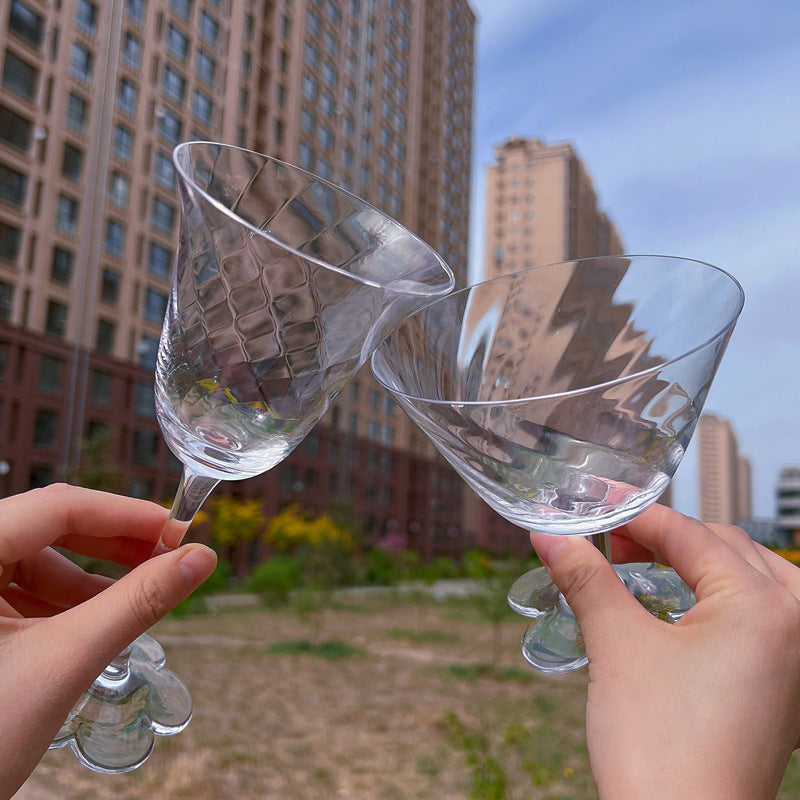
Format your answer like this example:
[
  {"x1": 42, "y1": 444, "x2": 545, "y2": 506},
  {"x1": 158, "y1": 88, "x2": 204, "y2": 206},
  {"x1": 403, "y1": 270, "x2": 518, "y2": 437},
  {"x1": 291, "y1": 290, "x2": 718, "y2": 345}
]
[{"x1": 466, "y1": 0, "x2": 800, "y2": 517}]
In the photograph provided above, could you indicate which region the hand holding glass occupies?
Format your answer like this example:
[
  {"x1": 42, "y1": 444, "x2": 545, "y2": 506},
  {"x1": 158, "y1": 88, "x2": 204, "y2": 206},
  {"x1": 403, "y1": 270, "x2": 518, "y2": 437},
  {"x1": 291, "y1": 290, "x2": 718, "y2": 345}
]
[{"x1": 372, "y1": 255, "x2": 744, "y2": 673}]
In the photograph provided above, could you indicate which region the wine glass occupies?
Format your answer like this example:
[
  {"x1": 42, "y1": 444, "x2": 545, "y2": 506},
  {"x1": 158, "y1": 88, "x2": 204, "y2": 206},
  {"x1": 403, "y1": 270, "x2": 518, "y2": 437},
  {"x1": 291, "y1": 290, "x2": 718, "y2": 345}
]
[
  {"x1": 371, "y1": 255, "x2": 744, "y2": 674},
  {"x1": 50, "y1": 141, "x2": 454, "y2": 772}
]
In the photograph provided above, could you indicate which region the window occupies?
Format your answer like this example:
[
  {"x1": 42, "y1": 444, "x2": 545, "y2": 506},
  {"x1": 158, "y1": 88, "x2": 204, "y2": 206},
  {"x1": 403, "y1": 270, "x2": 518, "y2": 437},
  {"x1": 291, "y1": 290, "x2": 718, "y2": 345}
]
[
  {"x1": 302, "y1": 74, "x2": 317, "y2": 101},
  {"x1": 104, "y1": 220, "x2": 125, "y2": 257},
  {"x1": 158, "y1": 108, "x2": 182, "y2": 144},
  {"x1": 117, "y1": 78, "x2": 137, "y2": 115},
  {"x1": 367, "y1": 420, "x2": 379, "y2": 441},
  {"x1": 69, "y1": 44, "x2": 93, "y2": 82},
  {"x1": 199, "y1": 12, "x2": 219, "y2": 45},
  {"x1": 122, "y1": 32, "x2": 141, "y2": 69},
  {"x1": 240, "y1": 50, "x2": 250, "y2": 76},
  {"x1": 100, "y1": 267, "x2": 120, "y2": 302},
  {"x1": 153, "y1": 152, "x2": 175, "y2": 188},
  {"x1": 61, "y1": 143, "x2": 83, "y2": 181},
  {"x1": 33, "y1": 409, "x2": 57, "y2": 447},
  {"x1": 151, "y1": 197, "x2": 175, "y2": 233},
  {"x1": 0, "y1": 222, "x2": 21, "y2": 264},
  {"x1": 96, "y1": 319, "x2": 115, "y2": 353},
  {"x1": 319, "y1": 125, "x2": 333, "y2": 151},
  {"x1": 166, "y1": 25, "x2": 189, "y2": 61},
  {"x1": 321, "y1": 60, "x2": 336, "y2": 88},
  {"x1": 56, "y1": 195, "x2": 78, "y2": 234},
  {"x1": 162, "y1": 67, "x2": 185, "y2": 103},
  {"x1": 51, "y1": 247, "x2": 73, "y2": 284},
  {"x1": 307, "y1": 9, "x2": 321, "y2": 34},
  {"x1": 147, "y1": 241, "x2": 172, "y2": 278},
  {"x1": 196, "y1": 50, "x2": 215, "y2": 84},
  {"x1": 298, "y1": 141, "x2": 314, "y2": 170},
  {"x1": 90, "y1": 370, "x2": 112, "y2": 406},
  {"x1": 0, "y1": 163, "x2": 27, "y2": 207},
  {"x1": 38, "y1": 356, "x2": 62, "y2": 394},
  {"x1": 108, "y1": 172, "x2": 129, "y2": 206},
  {"x1": 9, "y1": 1, "x2": 45, "y2": 49},
  {"x1": 3, "y1": 50, "x2": 39, "y2": 100},
  {"x1": 0, "y1": 281, "x2": 14, "y2": 319},
  {"x1": 304, "y1": 41, "x2": 319, "y2": 67},
  {"x1": 301, "y1": 108, "x2": 315, "y2": 134},
  {"x1": 170, "y1": 0, "x2": 191, "y2": 20},
  {"x1": 45, "y1": 300, "x2": 67, "y2": 338},
  {"x1": 238, "y1": 89, "x2": 248, "y2": 115},
  {"x1": 143, "y1": 287, "x2": 168, "y2": 321},
  {"x1": 127, "y1": 0, "x2": 145, "y2": 24},
  {"x1": 132, "y1": 429, "x2": 158, "y2": 465},
  {"x1": 137, "y1": 335, "x2": 158, "y2": 368},
  {"x1": 320, "y1": 91, "x2": 334, "y2": 118},
  {"x1": 192, "y1": 90, "x2": 212, "y2": 124},
  {"x1": 76, "y1": 0, "x2": 98, "y2": 34},
  {"x1": 135, "y1": 382, "x2": 155, "y2": 417},
  {"x1": 66, "y1": 93, "x2": 87, "y2": 133},
  {"x1": 0, "y1": 105, "x2": 31, "y2": 150},
  {"x1": 113, "y1": 124, "x2": 133, "y2": 161}
]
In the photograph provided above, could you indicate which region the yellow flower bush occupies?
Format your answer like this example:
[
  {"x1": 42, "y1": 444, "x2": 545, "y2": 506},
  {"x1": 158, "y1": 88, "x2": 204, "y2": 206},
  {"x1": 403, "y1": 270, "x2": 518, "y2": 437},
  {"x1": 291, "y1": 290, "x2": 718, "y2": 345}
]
[
  {"x1": 209, "y1": 496, "x2": 265, "y2": 547},
  {"x1": 265, "y1": 504, "x2": 354, "y2": 552}
]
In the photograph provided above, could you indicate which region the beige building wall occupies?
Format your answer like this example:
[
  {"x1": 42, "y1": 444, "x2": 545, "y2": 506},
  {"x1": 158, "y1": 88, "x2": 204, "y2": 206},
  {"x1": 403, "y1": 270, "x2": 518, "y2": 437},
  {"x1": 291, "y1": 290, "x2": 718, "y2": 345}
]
[
  {"x1": 482, "y1": 137, "x2": 623, "y2": 282},
  {"x1": 697, "y1": 413, "x2": 750, "y2": 524}
]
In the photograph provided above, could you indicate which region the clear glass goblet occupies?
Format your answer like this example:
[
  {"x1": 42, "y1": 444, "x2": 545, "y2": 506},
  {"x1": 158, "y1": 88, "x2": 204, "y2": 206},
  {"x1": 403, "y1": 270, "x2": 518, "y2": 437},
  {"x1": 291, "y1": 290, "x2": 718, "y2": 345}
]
[
  {"x1": 371, "y1": 255, "x2": 744, "y2": 674},
  {"x1": 50, "y1": 141, "x2": 453, "y2": 772}
]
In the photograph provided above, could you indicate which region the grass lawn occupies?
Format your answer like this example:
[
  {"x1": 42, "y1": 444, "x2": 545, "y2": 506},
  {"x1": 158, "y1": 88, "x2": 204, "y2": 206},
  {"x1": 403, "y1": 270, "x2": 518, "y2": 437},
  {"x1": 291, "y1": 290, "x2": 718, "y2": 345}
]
[{"x1": 17, "y1": 592, "x2": 800, "y2": 799}]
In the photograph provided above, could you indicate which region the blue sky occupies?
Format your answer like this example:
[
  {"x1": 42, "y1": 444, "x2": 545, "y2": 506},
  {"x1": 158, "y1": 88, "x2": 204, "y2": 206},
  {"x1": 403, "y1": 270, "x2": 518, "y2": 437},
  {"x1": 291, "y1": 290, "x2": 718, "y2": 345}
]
[{"x1": 467, "y1": 0, "x2": 800, "y2": 517}]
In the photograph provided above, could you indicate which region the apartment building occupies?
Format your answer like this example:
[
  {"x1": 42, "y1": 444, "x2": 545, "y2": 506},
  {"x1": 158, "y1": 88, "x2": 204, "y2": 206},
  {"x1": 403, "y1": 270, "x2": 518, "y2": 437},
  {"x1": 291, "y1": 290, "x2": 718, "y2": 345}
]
[
  {"x1": 482, "y1": 136, "x2": 623, "y2": 282},
  {"x1": 0, "y1": 0, "x2": 475, "y2": 559},
  {"x1": 697, "y1": 413, "x2": 751, "y2": 525}
]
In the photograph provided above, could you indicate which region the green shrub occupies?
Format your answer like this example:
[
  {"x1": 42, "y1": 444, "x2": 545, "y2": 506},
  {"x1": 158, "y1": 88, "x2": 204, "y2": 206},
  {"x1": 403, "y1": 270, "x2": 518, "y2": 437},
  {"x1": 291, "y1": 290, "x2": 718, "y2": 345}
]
[
  {"x1": 246, "y1": 555, "x2": 303, "y2": 605},
  {"x1": 362, "y1": 547, "x2": 399, "y2": 586}
]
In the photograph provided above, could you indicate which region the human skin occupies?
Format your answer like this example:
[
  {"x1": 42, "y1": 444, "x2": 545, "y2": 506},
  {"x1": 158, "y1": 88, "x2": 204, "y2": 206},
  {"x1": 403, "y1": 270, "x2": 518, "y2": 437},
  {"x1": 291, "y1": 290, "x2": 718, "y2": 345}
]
[
  {"x1": 0, "y1": 484, "x2": 216, "y2": 799},
  {"x1": 531, "y1": 503, "x2": 800, "y2": 800}
]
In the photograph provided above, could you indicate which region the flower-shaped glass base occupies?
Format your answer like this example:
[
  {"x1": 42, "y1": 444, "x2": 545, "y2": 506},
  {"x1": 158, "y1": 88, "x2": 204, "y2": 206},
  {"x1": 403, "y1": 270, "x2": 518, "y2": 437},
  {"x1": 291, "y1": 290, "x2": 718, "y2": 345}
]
[
  {"x1": 49, "y1": 635, "x2": 191, "y2": 773},
  {"x1": 509, "y1": 564, "x2": 697, "y2": 673}
]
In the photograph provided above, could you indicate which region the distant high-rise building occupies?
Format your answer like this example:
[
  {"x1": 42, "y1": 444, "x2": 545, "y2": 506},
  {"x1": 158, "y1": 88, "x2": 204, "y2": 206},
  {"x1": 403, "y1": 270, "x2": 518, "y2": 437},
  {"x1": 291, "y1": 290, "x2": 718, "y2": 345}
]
[
  {"x1": 482, "y1": 137, "x2": 623, "y2": 282},
  {"x1": 697, "y1": 413, "x2": 751, "y2": 524},
  {"x1": 471, "y1": 136, "x2": 629, "y2": 553},
  {"x1": 0, "y1": 0, "x2": 476, "y2": 560},
  {"x1": 776, "y1": 466, "x2": 800, "y2": 544}
]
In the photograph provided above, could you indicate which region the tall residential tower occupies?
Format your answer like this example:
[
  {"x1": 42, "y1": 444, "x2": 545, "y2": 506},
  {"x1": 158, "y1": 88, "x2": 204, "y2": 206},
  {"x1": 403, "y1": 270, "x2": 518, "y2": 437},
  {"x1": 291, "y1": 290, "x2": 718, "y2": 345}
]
[{"x1": 0, "y1": 0, "x2": 475, "y2": 559}]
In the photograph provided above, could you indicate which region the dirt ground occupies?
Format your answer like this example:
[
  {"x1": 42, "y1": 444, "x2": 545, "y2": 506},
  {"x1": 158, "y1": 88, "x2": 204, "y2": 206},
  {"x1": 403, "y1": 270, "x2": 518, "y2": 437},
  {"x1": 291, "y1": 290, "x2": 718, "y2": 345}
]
[{"x1": 15, "y1": 593, "x2": 800, "y2": 800}]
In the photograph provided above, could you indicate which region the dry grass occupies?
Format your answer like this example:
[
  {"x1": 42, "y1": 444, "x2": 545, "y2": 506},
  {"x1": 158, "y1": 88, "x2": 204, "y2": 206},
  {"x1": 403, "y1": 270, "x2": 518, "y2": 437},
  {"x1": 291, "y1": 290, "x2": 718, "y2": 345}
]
[{"x1": 16, "y1": 593, "x2": 800, "y2": 799}]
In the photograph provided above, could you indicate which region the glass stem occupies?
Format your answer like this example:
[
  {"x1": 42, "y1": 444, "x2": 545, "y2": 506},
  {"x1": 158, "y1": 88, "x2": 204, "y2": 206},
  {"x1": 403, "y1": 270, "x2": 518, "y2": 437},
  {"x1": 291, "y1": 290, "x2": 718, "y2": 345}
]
[
  {"x1": 589, "y1": 530, "x2": 613, "y2": 562},
  {"x1": 157, "y1": 468, "x2": 219, "y2": 551}
]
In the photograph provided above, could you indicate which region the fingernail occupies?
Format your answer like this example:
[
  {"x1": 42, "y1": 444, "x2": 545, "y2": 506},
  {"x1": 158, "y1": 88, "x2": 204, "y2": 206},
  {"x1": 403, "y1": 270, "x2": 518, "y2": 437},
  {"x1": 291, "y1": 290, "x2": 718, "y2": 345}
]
[
  {"x1": 530, "y1": 532, "x2": 568, "y2": 568},
  {"x1": 178, "y1": 546, "x2": 216, "y2": 587}
]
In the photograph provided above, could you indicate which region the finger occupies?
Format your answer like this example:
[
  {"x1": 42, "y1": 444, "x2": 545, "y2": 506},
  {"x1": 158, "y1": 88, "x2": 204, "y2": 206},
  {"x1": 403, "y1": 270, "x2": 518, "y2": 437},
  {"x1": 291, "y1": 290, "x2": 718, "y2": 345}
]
[
  {"x1": 13, "y1": 548, "x2": 113, "y2": 608},
  {"x1": 754, "y1": 545, "x2": 800, "y2": 597},
  {"x1": 531, "y1": 532, "x2": 651, "y2": 645},
  {"x1": 0, "y1": 485, "x2": 168, "y2": 565},
  {"x1": 705, "y1": 523, "x2": 776, "y2": 579},
  {"x1": 0, "y1": 593, "x2": 24, "y2": 618},
  {"x1": 50, "y1": 544, "x2": 217, "y2": 676},
  {"x1": 54, "y1": 535, "x2": 157, "y2": 568},
  {"x1": 609, "y1": 532, "x2": 662, "y2": 565},
  {"x1": 609, "y1": 504, "x2": 762, "y2": 599},
  {"x1": 1, "y1": 585, "x2": 63, "y2": 617}
]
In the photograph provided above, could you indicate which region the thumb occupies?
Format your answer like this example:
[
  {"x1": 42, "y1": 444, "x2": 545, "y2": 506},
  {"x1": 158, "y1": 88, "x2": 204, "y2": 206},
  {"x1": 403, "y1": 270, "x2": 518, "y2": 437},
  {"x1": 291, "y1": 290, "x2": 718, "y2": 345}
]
[
  {"x1": 57, "y1": 544, "x2": 217, "y2": 671},
  {"x1": 531, "y1": 532, "x2": 646, "y2": 648}
]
